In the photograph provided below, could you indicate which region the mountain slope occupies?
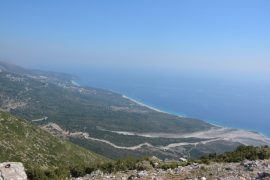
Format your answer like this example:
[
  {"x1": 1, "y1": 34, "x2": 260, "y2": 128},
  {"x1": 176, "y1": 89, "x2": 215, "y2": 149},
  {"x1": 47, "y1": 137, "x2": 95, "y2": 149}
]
[
  {"x1": 0, "y1": 63, "x2": 212, "y2": 133},
  {"x1": 0, "y1": 61, "x2": 74, "y2": 83},
  {"x1": 0, "y1": 111, "x2": 107, "y2": 168},
  {"x1": 0, "y1": 61, "x2": 269, "y2": 160}
]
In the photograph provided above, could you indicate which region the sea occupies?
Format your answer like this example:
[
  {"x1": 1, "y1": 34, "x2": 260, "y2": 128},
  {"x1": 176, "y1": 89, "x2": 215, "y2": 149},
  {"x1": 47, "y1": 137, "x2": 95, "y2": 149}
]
[{"x1": 53, "y1": 67, "x2": 270, "y2": 137}]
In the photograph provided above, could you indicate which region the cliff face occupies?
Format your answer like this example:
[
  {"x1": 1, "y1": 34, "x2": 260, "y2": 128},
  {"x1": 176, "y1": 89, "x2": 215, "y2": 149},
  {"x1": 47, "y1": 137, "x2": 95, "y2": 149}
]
[{"x1": 0, "y1": 162, "x2": 27, "y2": 180}]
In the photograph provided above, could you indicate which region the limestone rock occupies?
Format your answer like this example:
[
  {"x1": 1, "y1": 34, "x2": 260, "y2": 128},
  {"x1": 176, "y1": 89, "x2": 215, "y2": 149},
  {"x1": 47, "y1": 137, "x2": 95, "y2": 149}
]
[
  {"x1": 137, "y1": 170, "x2": 148, "y2": 177},
  {"x1": 0, "y1": 162, "x2": 27, "y2": 180},
  {"x1": 136, "y1": 160, "x2": 152, "y2": 170},
  {"x1": 179, "y1": 157, "x2": 188, "y2": 162}
]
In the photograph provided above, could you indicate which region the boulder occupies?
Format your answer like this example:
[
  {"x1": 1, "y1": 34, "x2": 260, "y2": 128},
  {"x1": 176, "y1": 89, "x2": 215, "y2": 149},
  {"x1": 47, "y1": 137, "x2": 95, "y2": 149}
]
[
  {"x1": 90, "y1": 169, "x2": 103, "y2": 178},
  {"x1": 179, "y1": 157, "x2": 188, "y2": 162},
  {"x1": 136, "y1": 160, "x2": 152, "y2": 170},
  {"x1": 166, "y1": 168, "x2": 174, "y2": 174},
  {"x1": 150, "y1": 156, "x2": 161, "y2": 162},
  {"x1": 127, "y1": 174, "x2": 136, "y2": 180},
  {"x1": 241, "y1": 160, "x2": 257, "y2": 171},
  {"x1": 150, "y1": 156, "x2": 162, "y2": 168},
  {"x1": 174, "y1": 166, "x2": 182, "y2": 174},
  {"x1": 137, "y1": 170, "x2": 148, "y2": 178},
  {"x1": 153, "y1": 162, "x2": 159, "y2": 168},
  {"x1": 257, "y1": 172, "x2": 270, "y2": 179},
  {"x1": 0, "y1": 162, "x2": 27, "y2": 180}
]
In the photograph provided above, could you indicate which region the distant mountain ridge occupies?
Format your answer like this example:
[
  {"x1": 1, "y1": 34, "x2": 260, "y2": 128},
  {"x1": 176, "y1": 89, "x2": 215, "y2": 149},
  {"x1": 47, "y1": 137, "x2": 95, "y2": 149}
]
[
  {"x1": 0, "y1": 61, "x2": 76, "y2": 83},
  {"x1": 0, "y1": 61, "x2": 269, "y2": 160}
]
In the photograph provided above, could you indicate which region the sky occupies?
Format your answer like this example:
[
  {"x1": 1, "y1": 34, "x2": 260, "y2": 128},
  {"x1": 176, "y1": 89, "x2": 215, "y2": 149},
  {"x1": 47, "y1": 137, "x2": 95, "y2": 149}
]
[{"x1": 0, "y1": 0, "x2": 270, "y2": 78}]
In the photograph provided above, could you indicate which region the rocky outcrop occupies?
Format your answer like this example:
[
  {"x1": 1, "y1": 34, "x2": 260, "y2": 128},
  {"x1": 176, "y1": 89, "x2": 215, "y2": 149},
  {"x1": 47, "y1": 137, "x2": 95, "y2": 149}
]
[
  {"x1": 73, "y1": 160, "x2": 270, "y2": 180},
  {"x1": 0, "y1": 162, "x2": 27, "y2": 180}
]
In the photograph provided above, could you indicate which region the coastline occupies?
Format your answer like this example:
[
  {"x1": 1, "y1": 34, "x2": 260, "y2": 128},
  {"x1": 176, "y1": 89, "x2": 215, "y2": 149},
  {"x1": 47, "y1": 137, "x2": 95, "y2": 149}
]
[
  {"x1": 122, "y1": 95, "x2": 165, "y2": 113},
  {"x1": 122, "y1": 94, "x2": 187, "y2": 118},
  {"x1": 122, "y1": 94, "x2": 224, "y2": 128},
  {"x1": 121, "y1": 94, "x2": 270, "y2": 139},
  {"x1": 78, "y1": 76, "x2": 269, "y2": 138},
  {"x1": 71, "y1": 80, "x2": 80, "y2": 86}
]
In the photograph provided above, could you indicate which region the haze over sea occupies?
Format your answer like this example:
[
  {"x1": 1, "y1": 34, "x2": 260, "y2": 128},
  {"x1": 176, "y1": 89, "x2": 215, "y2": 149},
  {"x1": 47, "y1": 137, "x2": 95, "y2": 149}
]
[{"x1": 69, "y1": 68, "x2": 270, "y2": 138}]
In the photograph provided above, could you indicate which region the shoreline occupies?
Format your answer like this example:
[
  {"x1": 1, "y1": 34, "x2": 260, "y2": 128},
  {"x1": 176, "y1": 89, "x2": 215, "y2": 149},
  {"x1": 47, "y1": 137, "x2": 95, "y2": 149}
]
[
  {"x1": 122, "y1": 95, "x2": 187, "y2": 118},
  {"x1": 78, "y1": 78, "x2": 270, "y2": 138},
  {"x1": 122, "y1": 94, "x2": 223, "y2": 128},
  {"x1": 122, "y1": 95, "x2": 165, "y2": 113},
  {"x1": 121, "y1": 94, "x2": 270, "y2": 139},
  {"x1": 71, "y1": 80, "x2": 80, "y2": 86}
]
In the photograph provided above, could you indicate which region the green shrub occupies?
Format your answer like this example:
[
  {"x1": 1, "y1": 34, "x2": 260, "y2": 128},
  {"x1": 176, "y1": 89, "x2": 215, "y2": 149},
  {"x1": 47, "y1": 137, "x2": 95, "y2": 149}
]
[
  {"x1": 95, "y1": 156, "x2": 151, "y2": 173},
  {"x1": 26, "y1": 167, "x2": 69, "y2": 180},
  {"x1": 84, "y1": 165, "x2": 97, "y2": 174},
  {"x1": 200, "y1": 145, "x2": 270, "y2": 163},
  {"x1": 160, "y1": 161, "x2": 180, "y2": 170},
  {"x1": 99, "y1": 162, "x2": 115, "y2": 173},
  {"x1": 69, "y1": 166, "x2": 86, "y2": 177}
]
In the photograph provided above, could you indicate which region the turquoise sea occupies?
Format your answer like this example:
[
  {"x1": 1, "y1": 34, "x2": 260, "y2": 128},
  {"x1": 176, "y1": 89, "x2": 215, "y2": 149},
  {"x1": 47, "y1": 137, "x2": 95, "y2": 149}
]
[{"x1": 71, "y1": 68, "x2": 270, "y2": 138}]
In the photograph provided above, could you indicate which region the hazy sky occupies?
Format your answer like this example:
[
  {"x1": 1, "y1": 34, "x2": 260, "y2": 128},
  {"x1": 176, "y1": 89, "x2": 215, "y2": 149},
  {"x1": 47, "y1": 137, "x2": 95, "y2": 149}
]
[{"x1": 0, "y1": 0, "x2": 270, "y2": 77}]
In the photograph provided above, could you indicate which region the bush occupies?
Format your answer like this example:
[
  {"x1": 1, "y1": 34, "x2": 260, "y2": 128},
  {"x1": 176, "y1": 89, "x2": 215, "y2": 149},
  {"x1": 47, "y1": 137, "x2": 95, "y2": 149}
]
[
  {"x1": 160, "y1": 161, "x2": 180, "y2": 170},
  {"x1": 97, "y1": 156, "x2": 152, "y2": 173},
  {"x1": 84, "y1": 165, "x2": 97, "y2": 174},
  {"x1": 26, "y1": 167, "x2": 69, "y2": 180},
  {"x1": 99, "y1": 162, "x2": 115, "y2": 173},
  {"x1": 199, "y1": 145, "x2": 270, "y2": 163},
  {"x1": 69, "y1": 166, "x2": 86, "y2": 177}
]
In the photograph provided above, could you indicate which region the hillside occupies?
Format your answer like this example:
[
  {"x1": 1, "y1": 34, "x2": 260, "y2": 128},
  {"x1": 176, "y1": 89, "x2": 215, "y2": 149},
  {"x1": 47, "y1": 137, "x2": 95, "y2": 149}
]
[
  {"x1": 0, "y1": 111, "x2": 107, "y2": 174},
  {"x1": 72, "y1": 146, "x2": 270, "y2": 179},
  {"x1": 0, "y1": 61, "x2": 269, "y2": 160},
  {"x1": 0, "y1": 61, "x2": 212, "y2": 134},
  {"x1": 77, "y1": 159, "x2": 270, "y2": 180}
]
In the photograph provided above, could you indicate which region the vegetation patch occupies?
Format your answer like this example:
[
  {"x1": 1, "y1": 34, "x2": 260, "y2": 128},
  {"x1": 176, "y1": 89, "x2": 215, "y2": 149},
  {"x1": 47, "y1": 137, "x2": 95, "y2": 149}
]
[{"x1": 199, "y1": 145, "x2": 270, "y2": 163}]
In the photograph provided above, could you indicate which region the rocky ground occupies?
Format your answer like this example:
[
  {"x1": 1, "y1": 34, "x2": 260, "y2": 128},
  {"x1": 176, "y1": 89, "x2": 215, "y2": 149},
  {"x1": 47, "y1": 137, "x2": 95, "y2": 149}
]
[
  {"x1": 0, "y1": 162, "x2": 27, "y2": 180},
  {"x1": 74, "y1": 160, "x2": 270, "y2": 180},
  {"x1": 1, "y1": 159, "x2": 269, "y2": 179}
]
